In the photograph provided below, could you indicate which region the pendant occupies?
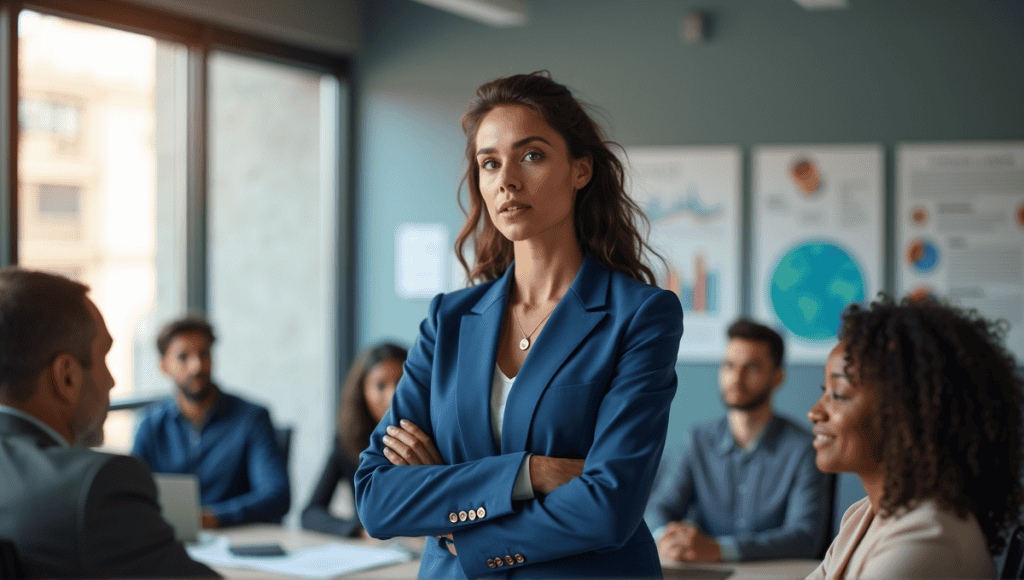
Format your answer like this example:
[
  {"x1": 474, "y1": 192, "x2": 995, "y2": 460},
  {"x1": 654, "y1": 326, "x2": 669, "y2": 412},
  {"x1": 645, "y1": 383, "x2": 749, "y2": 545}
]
[{"x1": 519, "y1": 337, "x2": 530, "y2": 350}]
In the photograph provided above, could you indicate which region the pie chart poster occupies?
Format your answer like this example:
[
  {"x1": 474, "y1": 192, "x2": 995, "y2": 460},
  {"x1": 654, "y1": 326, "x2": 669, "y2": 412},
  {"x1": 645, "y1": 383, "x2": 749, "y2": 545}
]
[{"x1": 753, "y1": 145, "x2": 884, "y2": 363}]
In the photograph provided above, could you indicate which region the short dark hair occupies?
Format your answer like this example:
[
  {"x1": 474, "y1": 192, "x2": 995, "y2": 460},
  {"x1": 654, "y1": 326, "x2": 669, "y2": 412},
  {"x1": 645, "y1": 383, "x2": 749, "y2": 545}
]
[
  {"x1": 839, "y1": 295, "x2": 1024, "y2": 555},
  {"x1": 726, "y1": 319, "x2": 784, "y2": 368},
  {"x1": 156, "y1": 315, "x2": 216, "y2": 357},
  {"x1": 0, "y1": 268, "x2": 95, "y2": 403}
]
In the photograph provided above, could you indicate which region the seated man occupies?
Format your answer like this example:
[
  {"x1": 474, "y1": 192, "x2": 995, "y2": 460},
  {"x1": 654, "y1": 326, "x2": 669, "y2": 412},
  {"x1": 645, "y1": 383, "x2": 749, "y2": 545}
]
[
  {"x1": 132, "y1": 316, "x2": 290, "y2": 528},
  {"x1": 0, "y1": 268, "x2": 217, "y2": 578},
  {"x1": 647, "y1": 319, "x2": 832, "y2": 562}
]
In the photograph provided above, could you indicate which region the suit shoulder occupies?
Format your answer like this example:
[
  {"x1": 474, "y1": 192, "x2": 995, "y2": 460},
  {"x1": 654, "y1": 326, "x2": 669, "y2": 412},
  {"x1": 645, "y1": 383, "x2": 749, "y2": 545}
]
[
  {"x1": 607, "y1": 270, "x2": 680, "y2": 312},
  {"x1": 428, "y1": 279, "x2": 502, "y2": 315},
  {"x1": 40, "y1": 448, "x2": 148, "y2": 499},
  {"x1": 87, "y1": 452, "x2": 154, "y2": 489}
]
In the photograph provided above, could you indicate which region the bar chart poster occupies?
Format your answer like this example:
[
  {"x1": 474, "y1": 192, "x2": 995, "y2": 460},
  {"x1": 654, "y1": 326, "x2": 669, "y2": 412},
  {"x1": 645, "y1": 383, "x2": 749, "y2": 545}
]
[
  {"x1": 626, "y1": 146, "x2": 741, "y2": 361},
  {"x1": 753, "y1": 144, "x2": 884, "y2": 363},
  {"x1": 897, "y1": 142, "x2": 1024, "y2": 362}
]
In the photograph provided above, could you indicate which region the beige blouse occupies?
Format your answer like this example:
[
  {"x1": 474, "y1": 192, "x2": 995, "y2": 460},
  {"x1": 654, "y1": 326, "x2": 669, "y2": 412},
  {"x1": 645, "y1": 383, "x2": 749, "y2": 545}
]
[{"x1": 806, "y1": 496, "x2": 995, "y2": 580}]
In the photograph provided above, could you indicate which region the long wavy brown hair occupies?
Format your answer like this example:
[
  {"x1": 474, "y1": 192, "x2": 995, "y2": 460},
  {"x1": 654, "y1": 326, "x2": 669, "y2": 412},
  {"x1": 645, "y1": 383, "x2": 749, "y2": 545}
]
[
  {"x1": 839, "y1": 295, "x2": 1024, "y2": 554},
  {"x1": 455, "y1": 71, "x2": 661, "y2": 285},
  {"x1": 337, "y1": 342, "x2": 407, "y2": 465}
]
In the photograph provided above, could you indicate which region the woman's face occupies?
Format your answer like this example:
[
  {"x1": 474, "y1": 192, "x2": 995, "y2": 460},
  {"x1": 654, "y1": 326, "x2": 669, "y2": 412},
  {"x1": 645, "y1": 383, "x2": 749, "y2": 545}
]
[
  {"x1": 363, "y1": 358, "x2": 403, "y2": 423},
  {"x1": 474, "y1": 105, "x2": 592, "y2": 245},
  {"x1": 807, "y1": 342, "x2": 884, "y2": 479}
]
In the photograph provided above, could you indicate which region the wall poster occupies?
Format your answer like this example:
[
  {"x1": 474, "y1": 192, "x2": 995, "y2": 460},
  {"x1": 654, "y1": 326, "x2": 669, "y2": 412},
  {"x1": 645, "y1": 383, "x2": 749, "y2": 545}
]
[
  {"x1": 897, "y1": 142, "x2": 1024, "y2": 362},
  {"x1": 626, "y1": 146, "x2": 742, "y2": 361},
  {"x1": 753, "y1": 144, "x2": 884, "y2": 363}
]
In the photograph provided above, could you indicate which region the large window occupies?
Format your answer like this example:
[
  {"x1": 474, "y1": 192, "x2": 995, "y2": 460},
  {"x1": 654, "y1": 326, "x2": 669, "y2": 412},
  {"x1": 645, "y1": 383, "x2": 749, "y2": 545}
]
[
  {"x1": 208, "y1": 52, "x2": 341, "y2": 498},
  {"x1": 17, "y1": 10, "x2": 188, "y2": 449},
  {"x1": 1, "y1": 1, "x2": 351, "y2": 508}
]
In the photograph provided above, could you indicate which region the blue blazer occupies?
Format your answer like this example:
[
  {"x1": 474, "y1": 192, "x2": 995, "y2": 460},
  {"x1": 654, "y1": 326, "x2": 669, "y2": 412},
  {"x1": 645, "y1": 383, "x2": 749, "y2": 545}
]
[{"x1": 355, "y1": 255, "x2": 683, "y2": 579}]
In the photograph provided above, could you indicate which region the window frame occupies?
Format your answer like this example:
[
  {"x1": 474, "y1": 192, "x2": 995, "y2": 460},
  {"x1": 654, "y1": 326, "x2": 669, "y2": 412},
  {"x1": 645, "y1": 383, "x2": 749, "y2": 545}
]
[{"x1": 0, "y1": 0, "x2": 355, "y2": 376}]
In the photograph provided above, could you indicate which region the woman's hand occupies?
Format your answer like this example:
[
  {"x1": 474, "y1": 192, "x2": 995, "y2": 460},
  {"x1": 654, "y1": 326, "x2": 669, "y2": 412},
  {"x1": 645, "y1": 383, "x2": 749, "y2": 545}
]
[
  {"x1": 529, "y1": 455, "x2": 585, "y2": 495},
  {"x1": 382, "y1": 419, "x2": 444, "y2": 466}
]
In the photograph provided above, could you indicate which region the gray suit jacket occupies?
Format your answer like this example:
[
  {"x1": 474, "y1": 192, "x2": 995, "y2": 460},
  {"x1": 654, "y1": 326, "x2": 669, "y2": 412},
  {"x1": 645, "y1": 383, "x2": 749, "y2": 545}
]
[{"x1": 0, "y1": 412, "x2": 218, "y2": 578}]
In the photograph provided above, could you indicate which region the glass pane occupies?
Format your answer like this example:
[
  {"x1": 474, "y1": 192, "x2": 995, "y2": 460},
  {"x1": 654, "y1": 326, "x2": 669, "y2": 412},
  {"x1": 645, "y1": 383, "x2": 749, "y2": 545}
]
[
  {"x1": 18, "y1": 10, "x2": 188, "y2": 451},
  {"x1": 208, "y1": 52, "x2": 341, "y2": 522}
]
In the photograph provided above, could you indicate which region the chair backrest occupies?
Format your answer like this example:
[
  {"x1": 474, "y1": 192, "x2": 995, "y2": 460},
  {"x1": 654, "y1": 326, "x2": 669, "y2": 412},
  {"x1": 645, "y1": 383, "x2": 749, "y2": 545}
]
[
  {"x1": 274, "y1": 426, "x2": 293, "y2": 468},
  {"x1": 1002, "y1": 525, "x2": 1024, "y2": 579},
  {"x1": 0, "y1": 538, "x2": 25, "y2": 580},
  {"x1": 818, "y1": 473, "x2": 838, "y2": 559}
]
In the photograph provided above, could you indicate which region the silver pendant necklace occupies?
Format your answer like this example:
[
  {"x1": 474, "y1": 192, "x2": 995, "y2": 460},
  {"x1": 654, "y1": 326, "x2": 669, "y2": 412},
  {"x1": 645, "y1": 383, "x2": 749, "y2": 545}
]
[{"x1": 511, "y1": 301, "x2": 557, "y2": 351}]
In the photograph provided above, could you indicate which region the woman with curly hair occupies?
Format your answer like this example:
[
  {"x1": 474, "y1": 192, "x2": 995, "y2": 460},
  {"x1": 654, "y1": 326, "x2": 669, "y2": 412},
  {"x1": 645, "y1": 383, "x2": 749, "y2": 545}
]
[
  {"x1": 355, "y1": 71, "x2": 683, "y2": 578},
  {"x1": 301, "y1": 342, "x2": 406, "y2": 538},
  {"x1": 807, "y1": 296, "x2": 1024, "y2": 579}
]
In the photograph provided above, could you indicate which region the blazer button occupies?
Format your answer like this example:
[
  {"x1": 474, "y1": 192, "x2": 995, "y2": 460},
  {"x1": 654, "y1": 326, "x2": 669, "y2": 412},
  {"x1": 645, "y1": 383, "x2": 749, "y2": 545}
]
[
  {"x1": 505, "y1": 555, "x2": 515, "y2": 566},
  {"x1": 458, "y1": 510, "x2": 468, "y2": 522},
  {"x1": 448, "y1": 512, "x2": 458, "y2": 523},
  {"x1": 494, "y1": 557, "x2": 504, "y2": 567},
  {"x1": 486, "y1": 559, "x2": 496, "y2": 568},
  {"x1": 468, "y1": 509, "x2": 477, "y2": 520},
  {"x1": 515, "y1": 554, "x2": 525, "y2": 563},
  {"x1": 476, "y1": 507, "x2": 486, "y2": 519}
]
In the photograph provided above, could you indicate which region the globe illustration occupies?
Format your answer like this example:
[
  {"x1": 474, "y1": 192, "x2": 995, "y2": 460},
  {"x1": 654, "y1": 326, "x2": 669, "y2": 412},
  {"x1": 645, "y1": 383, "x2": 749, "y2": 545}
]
[{"x1": 769, "y1": 242, "x2": 866, "y2": 341}]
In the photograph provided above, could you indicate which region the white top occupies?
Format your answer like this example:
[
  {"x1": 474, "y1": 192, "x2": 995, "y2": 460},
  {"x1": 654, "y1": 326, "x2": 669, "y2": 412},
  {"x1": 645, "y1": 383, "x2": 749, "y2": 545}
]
[
  {"x1": 491, "y1": 364, "x2": 534, "y2": 500},
  {"x1": 491, "y1": 365, "x2": 516, "y2": 445}
]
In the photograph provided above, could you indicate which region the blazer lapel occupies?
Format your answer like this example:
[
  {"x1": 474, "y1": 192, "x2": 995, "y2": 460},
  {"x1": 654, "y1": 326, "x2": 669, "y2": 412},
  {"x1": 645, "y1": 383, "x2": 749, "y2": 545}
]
[
  {"x1": 455, "y1": 268, "x2": 512, "y2": 459},
  {"x1": 501, "y1": 256, "x2": 609, "y2": 454}
]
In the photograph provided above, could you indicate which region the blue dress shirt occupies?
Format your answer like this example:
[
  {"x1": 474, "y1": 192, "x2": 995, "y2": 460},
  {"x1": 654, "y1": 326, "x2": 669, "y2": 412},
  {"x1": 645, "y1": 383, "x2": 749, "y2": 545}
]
[
  {"x1": 646, "y1": 414, "x2": 832, "y2": 561},
  {"x1": 132, "y1": 390, "x2": 290, "y2": 526}
]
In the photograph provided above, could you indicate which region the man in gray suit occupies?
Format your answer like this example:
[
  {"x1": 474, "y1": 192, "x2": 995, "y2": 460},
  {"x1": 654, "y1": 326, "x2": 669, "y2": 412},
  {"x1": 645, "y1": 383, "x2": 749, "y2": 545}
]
[{"x1": 0, "y1": 268, "x2": 218, "y2": 578}]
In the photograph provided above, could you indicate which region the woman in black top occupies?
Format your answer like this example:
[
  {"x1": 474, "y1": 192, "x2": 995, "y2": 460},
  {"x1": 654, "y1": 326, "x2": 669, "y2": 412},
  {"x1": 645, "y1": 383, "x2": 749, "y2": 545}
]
[{"x1": 301, "y1": 342, "x2": 407, "y2": 537}]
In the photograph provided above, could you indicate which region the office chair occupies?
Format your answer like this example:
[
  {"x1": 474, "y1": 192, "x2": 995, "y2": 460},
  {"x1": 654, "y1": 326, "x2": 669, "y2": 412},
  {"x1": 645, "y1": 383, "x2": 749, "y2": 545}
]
[
  {"x1": 274, "y1": 426, "x2": 293, "y2": 468},
  {"x1": 0, "y1": 538, "x2": 25, "y2": 580},
  {"x1": 1002, "y1": 525, "x2": 1024, "y2": 579},
  {"x1": 817, "y1": 473, "x2": 838, "y2": 559}
]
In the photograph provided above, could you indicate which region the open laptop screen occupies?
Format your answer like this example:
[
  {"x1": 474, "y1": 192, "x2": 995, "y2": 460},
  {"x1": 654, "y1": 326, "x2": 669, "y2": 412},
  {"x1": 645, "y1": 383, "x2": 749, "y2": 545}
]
[{"x1": 153, "y1": 473, "x2": 200, "y2": 543}]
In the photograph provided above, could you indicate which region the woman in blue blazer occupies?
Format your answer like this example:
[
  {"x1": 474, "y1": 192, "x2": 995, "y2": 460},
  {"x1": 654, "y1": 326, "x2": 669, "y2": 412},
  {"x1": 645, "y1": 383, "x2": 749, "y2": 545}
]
[{"x1": 354, "y1": 71, "x2": 683, "y2": 579}]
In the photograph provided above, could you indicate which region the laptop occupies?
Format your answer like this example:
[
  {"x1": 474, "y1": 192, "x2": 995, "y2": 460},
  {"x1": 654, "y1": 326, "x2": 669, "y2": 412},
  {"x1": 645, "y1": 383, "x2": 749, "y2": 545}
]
[{"x1": 153, "y1": 473, "x2": 201, "y2": 544}]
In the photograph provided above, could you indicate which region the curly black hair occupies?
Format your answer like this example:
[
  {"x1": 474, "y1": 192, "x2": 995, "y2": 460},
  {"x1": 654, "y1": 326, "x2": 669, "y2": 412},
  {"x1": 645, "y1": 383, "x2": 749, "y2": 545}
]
[{"x1": 839, "y1": 294, "x2": 1024, "y2": 554}]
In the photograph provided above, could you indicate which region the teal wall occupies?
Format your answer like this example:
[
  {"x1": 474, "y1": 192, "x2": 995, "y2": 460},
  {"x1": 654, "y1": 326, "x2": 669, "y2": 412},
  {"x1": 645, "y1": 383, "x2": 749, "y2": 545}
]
[{"x1": 353, "y1": 0, "x2": 1024, "y2": 539}]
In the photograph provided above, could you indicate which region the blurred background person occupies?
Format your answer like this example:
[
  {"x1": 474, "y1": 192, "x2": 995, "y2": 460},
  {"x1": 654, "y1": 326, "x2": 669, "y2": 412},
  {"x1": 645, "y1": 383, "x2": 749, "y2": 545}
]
[
  {"x1": 648, "y1": 319, "x2": 832, "y2": 563},
  {"x1": 806, "y1": 297, "x2": 1023, "y2": 579},
  {"x1": 0, "y1": 268, "x2": 216, "y2": 578},
  {"x1": 132, "y1": 316, "x2": 290, "y2": 528},
  {"x1": 302, "y1": 342, "x2": 407, "y2": 538}
]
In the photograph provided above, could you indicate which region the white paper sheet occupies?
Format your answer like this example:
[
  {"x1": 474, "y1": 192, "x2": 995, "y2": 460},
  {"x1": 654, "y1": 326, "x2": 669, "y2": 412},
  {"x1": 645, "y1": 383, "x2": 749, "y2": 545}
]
[
  {"x1": 187, "y1": 535, "x2": 413, "y2": 579},
  {"x1": 395, "y1": 223, "x2": 448, "y2": 299}
]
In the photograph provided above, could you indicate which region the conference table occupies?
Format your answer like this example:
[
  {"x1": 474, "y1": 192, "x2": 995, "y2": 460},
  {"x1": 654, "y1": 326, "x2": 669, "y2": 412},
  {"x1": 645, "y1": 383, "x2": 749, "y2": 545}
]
[{"x1": 206, "y1": 524, "x2": 819, "y2": 579}]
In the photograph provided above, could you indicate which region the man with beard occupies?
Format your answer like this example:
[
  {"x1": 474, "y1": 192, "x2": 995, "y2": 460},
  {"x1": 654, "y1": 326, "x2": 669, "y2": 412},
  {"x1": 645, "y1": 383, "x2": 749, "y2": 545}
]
[
  {"x1": 132, "y1": 317, "x2": 290, "y2": 528},
  {"x1": 0, "y1": 268, "x2": 217, "y2": 577},
  {"x1": 646, "y1": 319, "x2": 832, "y2": 563}
]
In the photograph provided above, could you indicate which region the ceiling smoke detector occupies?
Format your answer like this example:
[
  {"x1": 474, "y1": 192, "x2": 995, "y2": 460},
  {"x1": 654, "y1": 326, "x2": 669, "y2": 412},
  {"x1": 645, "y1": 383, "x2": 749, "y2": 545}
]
[{"x1": 792, "y1": 0, "x2": 849, "y2": 9}]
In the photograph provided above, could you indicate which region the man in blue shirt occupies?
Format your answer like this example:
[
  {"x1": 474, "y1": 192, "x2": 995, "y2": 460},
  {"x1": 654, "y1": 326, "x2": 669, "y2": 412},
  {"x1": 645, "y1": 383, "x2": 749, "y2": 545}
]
[
  {"x1": 132, "y1": 317, "x2": 290, "y2": 528},
  {"x1": 646, "y1": 319, "x2": 832, "y2": 563}
]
